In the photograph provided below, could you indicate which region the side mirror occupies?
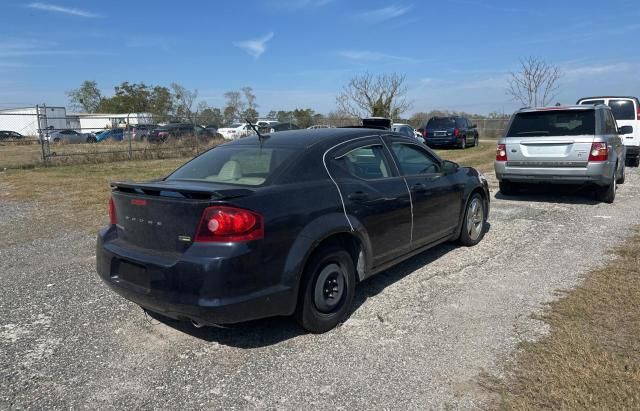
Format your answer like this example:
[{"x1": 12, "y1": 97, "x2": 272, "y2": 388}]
[
  {"x1": 442, "y1": 160, "x2": 459, "y2": 175},
  {"x1": 619, "y1": 125, "x2": 633, "y2": 135}
]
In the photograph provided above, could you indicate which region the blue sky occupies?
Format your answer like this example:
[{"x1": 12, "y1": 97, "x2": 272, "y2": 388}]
[{"x1": 1, "y1": 0, "x2": 639, "y2": 115}]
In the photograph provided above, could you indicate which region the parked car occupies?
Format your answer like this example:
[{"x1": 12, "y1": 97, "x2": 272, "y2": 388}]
[
  {"x1": 148, "y1": 123, "x2": 216, "y2": 143},
  {"x1": 258, "y1": 122, "x2": 300, "y2": 134},
  {"x1": 97, "y1": 128, "x2": 490, "y2": 333},
  {"x1": 204, "y1": 124, "x2": 219, "y2": 134},
  {"x1": 422, "y1": 116, "x2": 479, "y2": 149},
  {"x1": 47, "y1": 129, "x2": 97, "y2": 144},
  {"x1": 392, "y1": 123, "x2": 425, "y2": 144},
  {"x1": 308, "y1": 125, "x2": 334, "y2": 129},
  {"x1": 256, "y1": 120, "x2": 279, "y2": 127},
  {"x1": 495, "y1": 105, "x2": 628, "y2": 203},
  {"x1": 0, "y1": 130, "x2": 24, "y2": 140},
  {"x1": 362, "y1": 117, "x2": 392, "y2": 129},
  {"x1": 96, "y1": 128, "x2": 124, "y2": 142},
  {"x1": 125, "y1": 124, "x2": 157, "y2": 141},
  {"x1": 577, "y1": 96, "x2": 640, "y2": 167},
  {"x1": 217, "y1": 123, "x2": 253, "y2": 140}
]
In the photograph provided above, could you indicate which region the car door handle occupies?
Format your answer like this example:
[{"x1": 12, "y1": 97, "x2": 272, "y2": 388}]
[
  {"x1": 411, "y1": 183, "x2": 427, "y2": 193},
  {"x1": 348, "y1": 191, "x2": 369, "y2": 201}
]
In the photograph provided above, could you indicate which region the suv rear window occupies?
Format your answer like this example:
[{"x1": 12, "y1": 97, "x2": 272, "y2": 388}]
[
  {"x1": 507, "y1": 110, "x2": 596, "y2": 137},
  {"x1": 167, "y1": 146, "x2": 295, "y2": 186},
  {"x1": 609, "y1": 99, "x2": 636, "y2": 120},
  {"x1": 426, "y1": 118, "x2": 455, "y2": 129}
]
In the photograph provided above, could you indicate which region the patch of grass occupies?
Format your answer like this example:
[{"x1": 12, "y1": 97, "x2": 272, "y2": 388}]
[
  {"x1": 484, "y1": 230, "x2": 640, "y2": 409},
  {"x1": 0, "y1": 158, "x2": 187, "y2": 246},
  {"x1": 434, "y1": 141, "x2": 495, "y2": 173}
]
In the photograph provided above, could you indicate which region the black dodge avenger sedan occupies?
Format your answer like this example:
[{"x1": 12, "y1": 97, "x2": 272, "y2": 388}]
[{"x1": 97, "y1": 128, "x2": 490, "y2": 333}]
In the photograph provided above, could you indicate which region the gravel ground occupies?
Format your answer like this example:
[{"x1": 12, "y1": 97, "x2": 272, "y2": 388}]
[{"x1": 2, "y1": 169, "x2": 640, "y2": 409}]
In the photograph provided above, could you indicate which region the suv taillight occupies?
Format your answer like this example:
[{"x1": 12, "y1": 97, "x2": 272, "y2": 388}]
[
  {"x1": 588, "y1": 142, "x2": 608, "y2": 162},
  {"x1": 454, "y1": 128, "x2": 460, "y2": 137},
  {"x1": 195, "y1": 206, "x2": 264, "y2": 242},
  {"x1": 637, "y1": 106, "x2": 640, "y2": 120},
  {"x1": 108, "y1": 197, "x2": 117, "y2": 225},
  {"x1": 496, "y1": 144, "x2": 507, "y2": 161},
  {"x1": 421, "y1": 129, "x2": 426, "y2": 138}
]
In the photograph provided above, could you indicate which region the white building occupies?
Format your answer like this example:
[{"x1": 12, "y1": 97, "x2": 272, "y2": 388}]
[
  {"x1": 0, "y1": 106, "x2": 68, "y2": 137},
  {"x1": 67, "y1": 112, "x2": 154, "y2": 133}
]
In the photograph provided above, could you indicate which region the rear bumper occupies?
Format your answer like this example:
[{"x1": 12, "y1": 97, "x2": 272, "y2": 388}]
[
  {"x1": 96, "y1": 227, "x2": 296, "y2": 325},
  {"x1": 494, "y1": 161, "x2": 614, "y2": 186},
  {"x1": 425, "y1": 136, "x2": 459, "y2": 146}
]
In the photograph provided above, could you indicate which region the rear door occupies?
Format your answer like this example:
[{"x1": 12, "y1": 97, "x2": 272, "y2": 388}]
[
  {"x1": 327, "y1": 137, "x2": 412, "y2": 266},
  {"x1": 504, "y1": 109, "x2": 596, "y2": 167}
]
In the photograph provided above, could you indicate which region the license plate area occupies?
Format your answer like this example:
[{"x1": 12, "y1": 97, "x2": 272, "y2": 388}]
[{"x1": 111, "y1": 259, "x2": 149, "y2": 291}]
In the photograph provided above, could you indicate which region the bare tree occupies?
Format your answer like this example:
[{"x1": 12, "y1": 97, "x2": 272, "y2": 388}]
[
  {"x1": 507, "y1": 57, "x2": 562, "y2": 107},
  {"x1": 241, "y1": 87, "x2": 258, "y2": 122},
  {"x1": 171, "y1": 83, "x2": 198, "y2": 121},
  {"x1": 223, "y1": 91, "x2": 245, "y2": 125},
  {"x1": 336, "y1": 72, "x2": 412, "y2": 119}
]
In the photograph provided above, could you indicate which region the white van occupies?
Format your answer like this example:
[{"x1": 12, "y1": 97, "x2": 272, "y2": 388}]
[{"x1": 577, "y1": 96, "x2": 640, "y2": 166}]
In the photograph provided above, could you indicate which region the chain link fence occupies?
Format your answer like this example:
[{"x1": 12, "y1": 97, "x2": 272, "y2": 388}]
[{"x1": 0, "y1": 105, "x2": 510, "y2": 169}]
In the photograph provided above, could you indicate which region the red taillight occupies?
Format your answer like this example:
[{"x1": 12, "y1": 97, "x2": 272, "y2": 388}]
[
  {"x1": 108, "y1": 197, "x2": 117, "y2": 225},
  {"x1": 496, "y1": 144, "x2": 508, "y2": 161},
  {"x1": 637, "y1": 107, "x2": 640, "y2": 120},
  {"x1": 588, "y1": 142, "x2": 608, "y2": 162},
  {"x1": 421, "y1": 129, "x2": 426, "y2": 137},
  {"x1": 454, "y1": 128, "x2": 460, "y2": 137},
  {"x1": 195, "y1": 206, "x2": 264, "y2": 242}
]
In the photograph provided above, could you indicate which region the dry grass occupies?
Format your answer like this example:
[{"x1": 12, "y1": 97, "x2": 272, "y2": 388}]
[
  {"x1": 0, "y1": 141, "x2": 496, "y2": 246},
  {"x1": 484, "y1": 231, "x2": 640, "y2": 409},
  {"x1": 434, "y1": 141, "x2": 496, "y2": 173}
]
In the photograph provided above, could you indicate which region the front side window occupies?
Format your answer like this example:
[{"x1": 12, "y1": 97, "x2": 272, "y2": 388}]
[
  {"x1": 391, "y1": 143, "x2": 441, "y2": 175},
  {"x1": 333, "y1": 144, "x2": 391, "y2": 180}
]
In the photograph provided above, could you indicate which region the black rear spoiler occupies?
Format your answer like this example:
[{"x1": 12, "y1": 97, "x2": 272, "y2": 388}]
[{"x1": 111, "y1": 181, "x2": 254, "y2": 200}]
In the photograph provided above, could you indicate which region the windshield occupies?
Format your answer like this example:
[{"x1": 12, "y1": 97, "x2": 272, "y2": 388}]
[
  {"x1": 229, "y1": 123, "x2": 243, "y2": 128},
  {"x1": 507, "y1": 110, "x2": 595, "y2": 137},
  {"x1": 167, "y1": 146, "x2": 295, "y2": 186},
  {"x1": 426, "y1": 118, "x2": 455, "y2": 129}
]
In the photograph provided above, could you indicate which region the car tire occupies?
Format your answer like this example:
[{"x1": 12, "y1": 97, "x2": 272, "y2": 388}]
[
  {"x1": 86, "y1": 136, "x2": 97, "y2": 143},
  {"x1": 295, "y1": 246, "x2": 356, "y2": 333},
  {"x1": 595, "y1": 175, "x2": 616, "y2": 204},
  {"x1": 457, "y1": 193, "x2": 486, "y2": 246},
  {"x1": 631, "y1": 157, "x2": 640, "y2": 168},
  {"x1": 616, "y1": 162, "x2": 626, "y2": 184},
  {"x1": 459, "y1": 137, "x2": 466, "y2": 149},
  {"x1": 499, "y1": 181, "x2": 519, "y2": 195}
]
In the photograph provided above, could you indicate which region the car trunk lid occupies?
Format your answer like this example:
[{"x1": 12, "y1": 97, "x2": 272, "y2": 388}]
[{"x1": 111, "y1": 180, "x2": 253, "y2": 253}]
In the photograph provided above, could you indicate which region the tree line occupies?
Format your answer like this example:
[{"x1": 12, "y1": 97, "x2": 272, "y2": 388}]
[{"x1": 67, "y1": 56, "x2": 560, "y2": 128}]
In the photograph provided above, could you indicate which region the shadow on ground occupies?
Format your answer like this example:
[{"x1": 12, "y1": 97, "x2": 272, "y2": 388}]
[
  {"x1": 495, "y1": 183, "x2": 600, "y2": 205},
  {"x1": 146, "y1": 224, "x2": 492, "y2": 348}
]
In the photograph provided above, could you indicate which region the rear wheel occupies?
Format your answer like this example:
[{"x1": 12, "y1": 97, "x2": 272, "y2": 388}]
[
  {"x1": 499, "y1": 181, "x2": 519, "y2": 196},
  {"x1": 459, "y1": 137, "x2": 467, "y2": 149},
  {"x1": 86, "y1": 136, "x2": 97, "y2": 143},
  {"x1": 457, "y1": 193, "x2": 486, "y2": 246},
  {"x1": 617, "y1": 161, "x2": 626, "y2": 184},
  {"x1": 295, "y1": 246, "x2": 355, "y2": 333},
  {"x1": 595, "y1": 175, "x2": 616, "y2": 204}
]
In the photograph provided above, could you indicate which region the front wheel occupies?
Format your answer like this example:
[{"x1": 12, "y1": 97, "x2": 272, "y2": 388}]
[
  {"x1": 295, "y1": 246, "x2": 356, "y2": 333},
  {"x1": 457, "y1": 193, "x2": 486, "y2": 246}
]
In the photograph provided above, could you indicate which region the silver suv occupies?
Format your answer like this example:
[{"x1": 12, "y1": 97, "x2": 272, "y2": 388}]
[{"x1": 495, "y1": 105, "x2": 631, "y2": 203}]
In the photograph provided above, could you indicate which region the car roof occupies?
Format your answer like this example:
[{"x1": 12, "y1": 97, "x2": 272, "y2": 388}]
[
  {"x1": 229, "y1": 128, "x2": 388, "y2": 149},
  {"x1": 578, "y1": 96, "x2": 639, "y2": 101}
]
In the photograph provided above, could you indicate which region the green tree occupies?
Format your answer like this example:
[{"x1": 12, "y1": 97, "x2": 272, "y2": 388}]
[
  {"x1": 66, "y1": 80, "x2": 102, "y2": 112},
  {"x1": 292, "y1": 108, "x2": 315, "y2": 128}
]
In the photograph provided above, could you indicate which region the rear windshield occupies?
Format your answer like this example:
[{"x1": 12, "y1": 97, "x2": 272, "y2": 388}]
[
  {"x1": 507, "y1": 110, "x2": 595, "y2": 137},
  {"x1": 609, "y1": 99, "x2": 636, "y2": 120},
  {"x1": 426, "y1": 118, "x2": 455, "y2": 129},
  {"x1": 167, "y1": 146, "x2": 295, "y2": 186}
]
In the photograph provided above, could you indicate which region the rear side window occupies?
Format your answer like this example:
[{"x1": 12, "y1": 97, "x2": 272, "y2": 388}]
[
  {"x1": 426, "y1": 118, "x2": 455, "y2": 129},
  {"x1": 608, "y1": 100, "x2": 636, "y2": 120},
  {"x1": 332, "y1": 144, "x2": 391, "y2": 180},
  {"x1": 580, "y1": 100, "x2": 605, "y2": 106},
  {"x1": 168, "y1": 146, "x2": 295, "y2": 186},
  {"x1": 507, "y1": 110, "x2": 596, "y2": 137}
]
